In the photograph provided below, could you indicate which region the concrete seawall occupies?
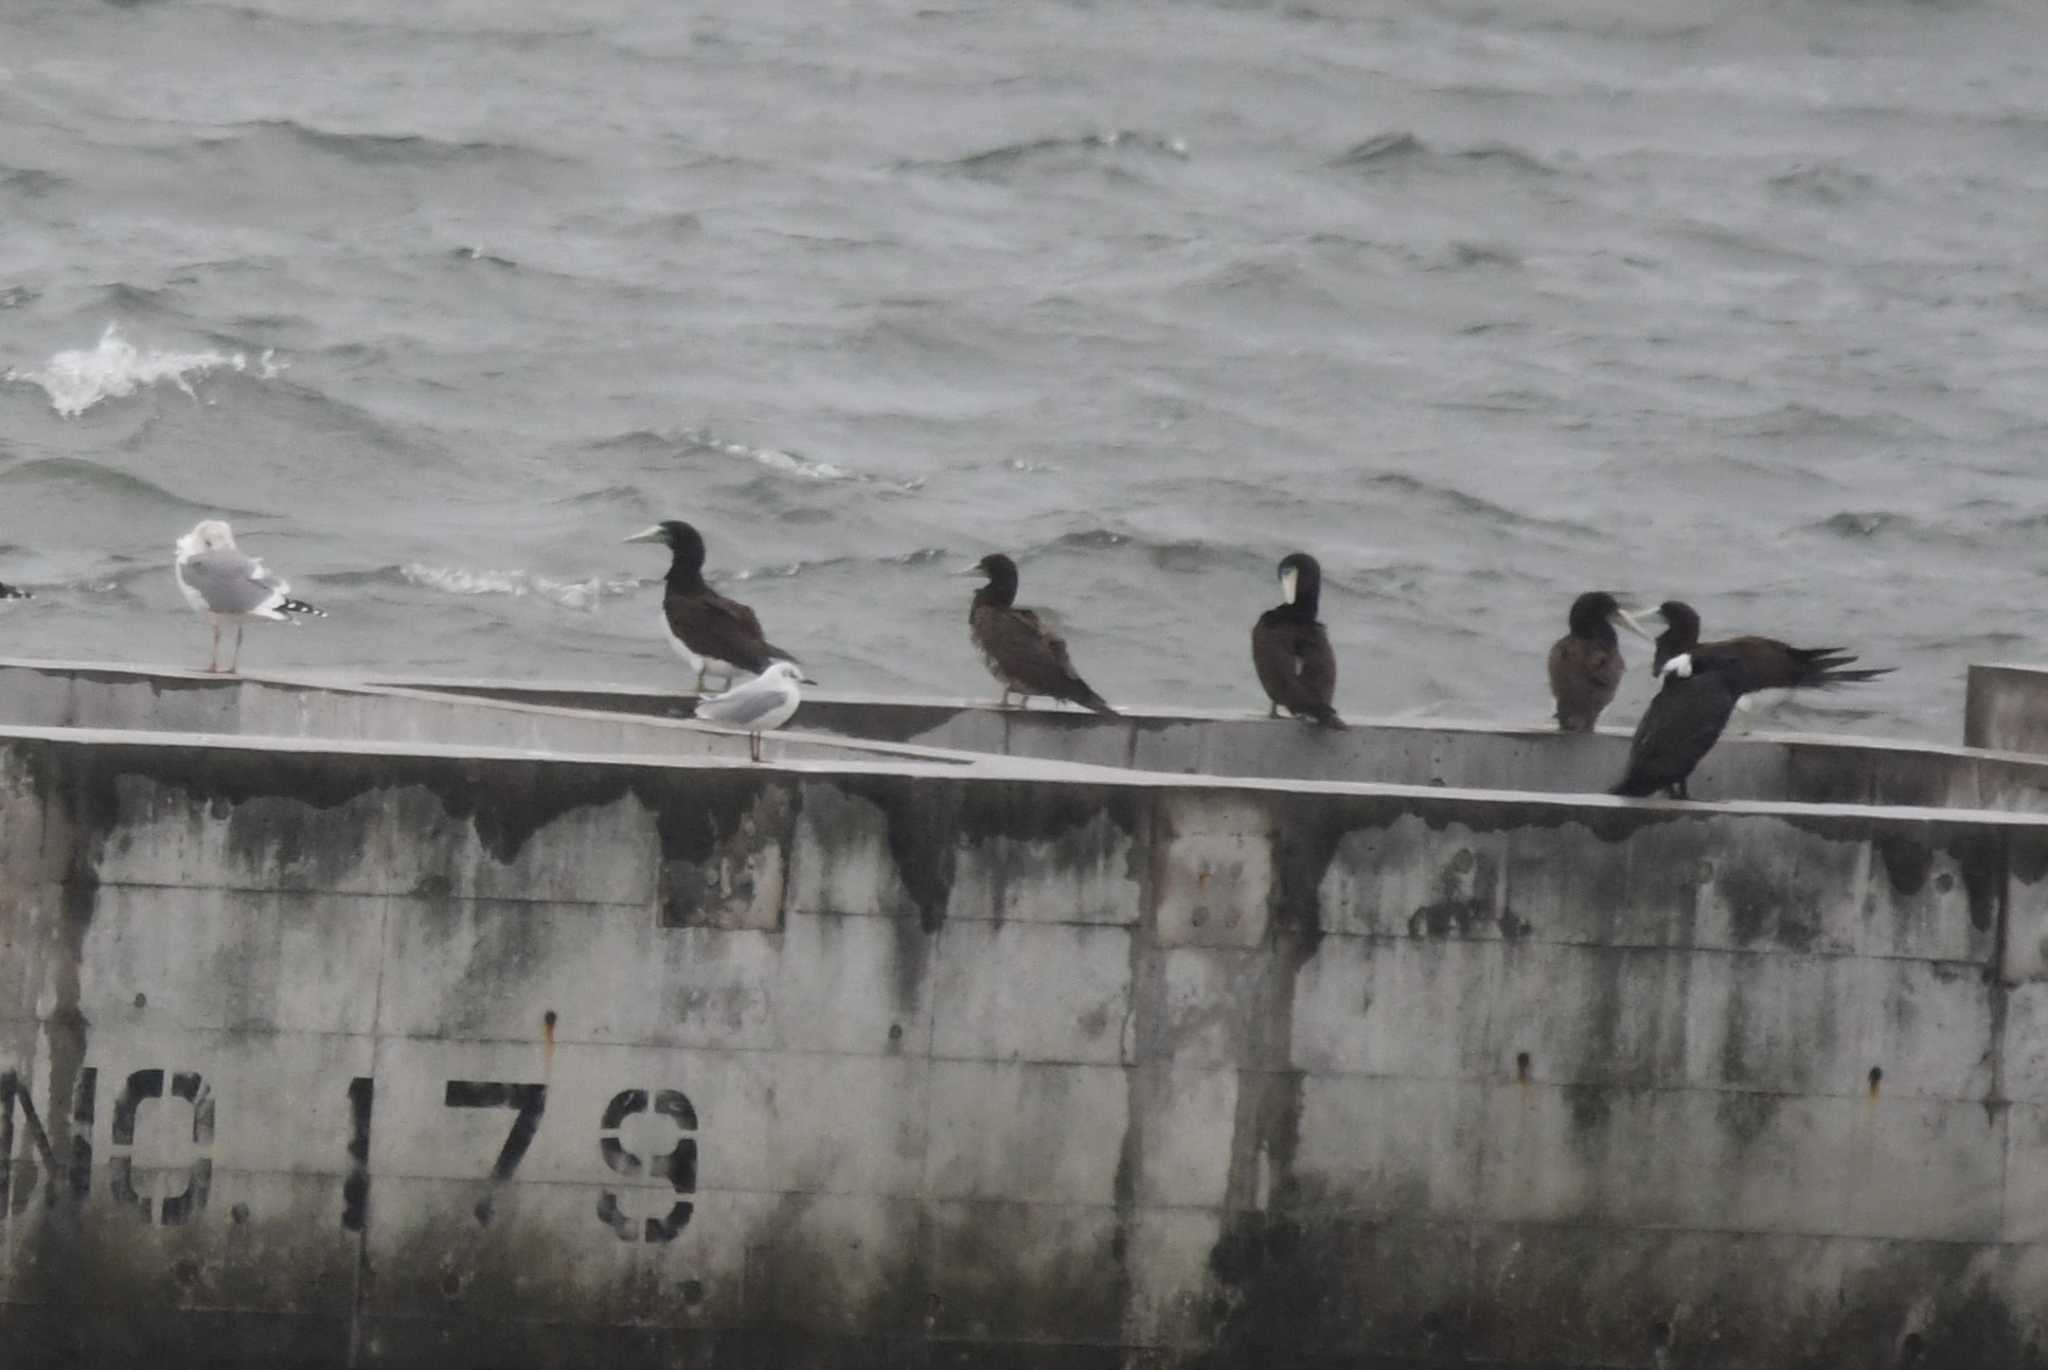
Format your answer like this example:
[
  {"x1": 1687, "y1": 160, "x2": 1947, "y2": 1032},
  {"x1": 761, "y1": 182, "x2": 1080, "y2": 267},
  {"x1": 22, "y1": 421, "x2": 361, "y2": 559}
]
[
  {"x1": 391, "y1": 671, "x2": 2048, "y2": 813},
  {"x1": 4, "y1": 663, "x2": 2048, "y2": 1367}
]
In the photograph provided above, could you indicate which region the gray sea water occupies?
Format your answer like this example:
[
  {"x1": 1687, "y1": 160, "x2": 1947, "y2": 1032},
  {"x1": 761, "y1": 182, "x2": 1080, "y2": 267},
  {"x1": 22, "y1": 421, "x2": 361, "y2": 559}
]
[{"x1": 3, "y1": 0, "x2": 2047, "y2": 739}]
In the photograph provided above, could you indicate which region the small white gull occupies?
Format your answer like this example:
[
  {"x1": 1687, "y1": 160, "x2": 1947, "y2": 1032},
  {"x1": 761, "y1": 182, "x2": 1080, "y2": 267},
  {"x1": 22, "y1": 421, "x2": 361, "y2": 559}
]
[
  {"x1": 694, "y1": 660, "x2": 804, "y2": 761},
  {"x1": 174, "y1": 519, "x2": 325, "y2": 673}
]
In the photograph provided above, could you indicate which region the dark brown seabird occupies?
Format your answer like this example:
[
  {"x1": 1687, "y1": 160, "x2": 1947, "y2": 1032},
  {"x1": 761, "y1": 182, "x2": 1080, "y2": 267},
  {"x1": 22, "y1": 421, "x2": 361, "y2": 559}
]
[
  {"x1": 1649, "y1": 600, "x2": 1893, "y2": 695},
  {"x1": 0, "y1": 581, "x2": 28, "y2": 602},
  {"x1": 1251, "y1": 551, "x2": 1343, "y2": 727},
  {"x1": 1547, "y1": 591, "x2": 1653, "y2": 732},
  {"x1": 963, "y1": 553, "x2": 1116, "y2": 714},
  {"x1": 1610, "y1": 653, "x2": 1742, "y2": 799},
  {"x1": 625, "y1": 520, "x2": 802, "y2": 692}
]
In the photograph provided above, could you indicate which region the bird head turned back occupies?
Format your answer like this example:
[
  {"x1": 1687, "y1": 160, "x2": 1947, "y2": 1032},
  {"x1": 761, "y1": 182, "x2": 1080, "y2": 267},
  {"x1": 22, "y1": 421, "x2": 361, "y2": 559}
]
[
  {"x1": 1276, "y1": 551, "x2": 1322, "y2": 612},
  {"x1": 177, "y1": 519, "x2": 237, "y2": 557},
  {"x1": 969, "y1": 553, "x2": 1019, "y2": 606}
]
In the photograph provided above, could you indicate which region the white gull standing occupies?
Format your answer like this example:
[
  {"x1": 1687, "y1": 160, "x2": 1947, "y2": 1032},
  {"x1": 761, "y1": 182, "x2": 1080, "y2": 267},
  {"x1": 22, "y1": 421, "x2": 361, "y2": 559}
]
[
  {"x1": 174, "y1": 519, "x2": 325, "y2": 673},
  {"x1": 693, "y1": 660, "x2": 804, "y2": 761}
]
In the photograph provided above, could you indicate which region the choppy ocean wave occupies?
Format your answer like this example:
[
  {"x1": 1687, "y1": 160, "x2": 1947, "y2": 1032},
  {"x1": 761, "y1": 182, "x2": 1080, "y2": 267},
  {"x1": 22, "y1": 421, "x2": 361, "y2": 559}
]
[
  {"x1": 395, "y1": 564, "x2": 641, "y2": 610},
  {"x1": 4, "y1": 325, "x2": 281, "y2": 418},
  {"x1": 0, "y1": 456, "x2": 259, "y2": 518},
  {"x1": 679, "y1": 429, "x2": 861, "y2": 483},
  {"x1": 904, "y1": 130, "x2": 1192, "y2": 180},
  {"x1": 1331, "y1": 131, "x2": 1558, "y2": 178},
  {"x1": 0, "y1": 0, "x2": 2040, "y2": 735}
]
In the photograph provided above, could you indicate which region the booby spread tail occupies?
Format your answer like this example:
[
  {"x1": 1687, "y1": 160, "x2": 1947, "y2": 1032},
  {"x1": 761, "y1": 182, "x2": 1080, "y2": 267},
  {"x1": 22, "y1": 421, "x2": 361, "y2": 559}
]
[
  {"x1": 1648, "y1": 600, "x2": 1895, "y2": 694},
  {"x1": 964, "y1": 553, "x2": 1116, "y2": 715},
  {"x1": 1252, "y1": 551, "x2": 1344, "y2": 728}
]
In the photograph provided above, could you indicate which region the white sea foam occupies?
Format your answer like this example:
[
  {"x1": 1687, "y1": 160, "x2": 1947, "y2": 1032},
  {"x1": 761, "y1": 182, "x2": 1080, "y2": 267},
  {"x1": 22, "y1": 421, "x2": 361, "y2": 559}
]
[
  {"x1": 3, "y1": 324, "x2": 272, "y2": 418},
  {"x1": 683, "y1": 428, "x2": 858, "y2": 482},
  {"x1": 400, "y1": 563, "x2": 635, "y2": 610}
]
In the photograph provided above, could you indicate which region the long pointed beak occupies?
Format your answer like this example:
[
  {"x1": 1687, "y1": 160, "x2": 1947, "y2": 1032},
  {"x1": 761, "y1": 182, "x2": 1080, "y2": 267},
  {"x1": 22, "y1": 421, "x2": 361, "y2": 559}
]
[
  {"x1": 1614, "y1": 609, "x2": 1656, "y2": 645},
  {"x1": 953, "y1": 565, "x2": 987, "y2": 578},
  {"x1": 801, "y1": 676, "x2": 819, "y2": 686},
  {"x1": 622, "y1": 526, "x2": 665, "y2": 544}
]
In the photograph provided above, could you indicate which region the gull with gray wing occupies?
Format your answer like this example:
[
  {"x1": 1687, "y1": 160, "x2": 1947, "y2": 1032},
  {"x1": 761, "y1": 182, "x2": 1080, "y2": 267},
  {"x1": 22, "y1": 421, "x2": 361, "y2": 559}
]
[
  {"x1": 695, "y1": 660, "x2": 805, "y2": 761},
  {"x1": 174, "y1": 519, "x2": 325, "y2": 673}
]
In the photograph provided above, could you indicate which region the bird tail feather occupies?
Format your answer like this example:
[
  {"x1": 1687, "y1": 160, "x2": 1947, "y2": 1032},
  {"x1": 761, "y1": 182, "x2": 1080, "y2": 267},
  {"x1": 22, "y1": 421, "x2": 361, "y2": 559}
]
[{"x1": 1072, "y1": 685, "x2": 1118, "y2": 716}]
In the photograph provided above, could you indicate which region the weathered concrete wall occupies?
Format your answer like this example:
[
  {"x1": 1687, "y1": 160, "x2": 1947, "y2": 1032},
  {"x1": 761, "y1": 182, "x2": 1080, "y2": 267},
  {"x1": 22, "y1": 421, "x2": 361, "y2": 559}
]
[
  {"x1": 5, "y1": 717, "x2": 2048, "y2": 1368},
  {"x1": 1967, "y1": 664, "x2": 2048, "y2": 757},
  {"x1": 14, "y1": 660, "x2": 2048, "y2": 813},
  {"x1": 0, "y1": 662, "x2": 973, "y2": 771},
  {"x1": 390, "y1": 670, "x2": 2048, "y2": 813}
]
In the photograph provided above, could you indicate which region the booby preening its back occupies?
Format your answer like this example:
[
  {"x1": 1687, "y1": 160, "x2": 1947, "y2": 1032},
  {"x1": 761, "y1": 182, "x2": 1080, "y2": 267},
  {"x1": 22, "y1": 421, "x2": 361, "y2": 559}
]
[{"x1": 1251, "y1": 551, "x2": 1343, "y2": 727}]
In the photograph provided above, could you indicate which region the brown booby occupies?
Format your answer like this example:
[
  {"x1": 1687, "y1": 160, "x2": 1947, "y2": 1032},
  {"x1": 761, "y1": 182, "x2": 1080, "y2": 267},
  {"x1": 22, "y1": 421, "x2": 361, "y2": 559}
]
[
  {"x1": 1648, "y1": 601, "x2": 1893, "y2": 695},
  {"x1": 1547, "y1": 591, "x2": 1653, "y2": 732},
  {"x1": 963, "y1": 553, "x2": 1116, "y2": 714},
  {"x1": 1610, "y1": 653, "x2": 1741, "y2": 799},
  {"x1": 1251, "y1": 551, "x2": 1343, "y2": 727},
  {"x1": 625, "y1": 520, "x2": 803, "y2": 691}
]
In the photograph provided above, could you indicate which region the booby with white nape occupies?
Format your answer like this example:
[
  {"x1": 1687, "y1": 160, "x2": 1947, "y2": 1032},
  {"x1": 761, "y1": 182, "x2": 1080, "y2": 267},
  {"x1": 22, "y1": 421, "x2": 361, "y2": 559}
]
[
  {"x1": 1547, "y1": 591, "x2": 1653, "y2": 732},
  {"x1": 963, "y1": 553, "x2": 1116, "y2": 714},
  {"x1": 625, "y1": 520, "x2": 804, "y2": 692},
  {"x1": 1251, "y1": 551, "x2": 1343, "y2": 727},
  {"x1": 173, "y1": 520, "x2": 325, "y2": 674},
  {"x1": 1648, "y1": 600, "x2": 1894, "y2": 706}
]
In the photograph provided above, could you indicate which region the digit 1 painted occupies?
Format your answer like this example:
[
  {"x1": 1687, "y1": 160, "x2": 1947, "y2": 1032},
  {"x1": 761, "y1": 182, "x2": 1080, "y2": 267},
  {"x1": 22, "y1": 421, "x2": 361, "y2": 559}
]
[{"x1": 343, "y1": 1077, "x2": 373, "y2": 1232}]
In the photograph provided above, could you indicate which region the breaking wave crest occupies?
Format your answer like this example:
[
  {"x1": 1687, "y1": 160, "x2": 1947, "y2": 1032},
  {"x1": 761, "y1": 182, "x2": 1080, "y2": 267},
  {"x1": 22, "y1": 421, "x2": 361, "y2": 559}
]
[
  {"x1": 5, "y1": 324, "x2": 282, "y2": 418},
  {"x1": 397, "y1": 563, "x2": 639, "y2": 610},
  {"x1": 679, "y1": 428, "x2": 860, "y2": 482},
  {"x1": 727, "y1": 546, "x2": 948, "y2": 582},
  {"x1": 905, "y1": 130, "x2": 1191, "y2": 179}
]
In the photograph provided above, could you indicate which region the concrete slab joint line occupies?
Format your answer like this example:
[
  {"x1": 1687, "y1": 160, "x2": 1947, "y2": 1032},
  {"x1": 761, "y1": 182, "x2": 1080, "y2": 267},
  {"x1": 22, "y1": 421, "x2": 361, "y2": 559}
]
[{"x1": 0, "y1": 658, "x2": 2045, "y2": 1366}]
